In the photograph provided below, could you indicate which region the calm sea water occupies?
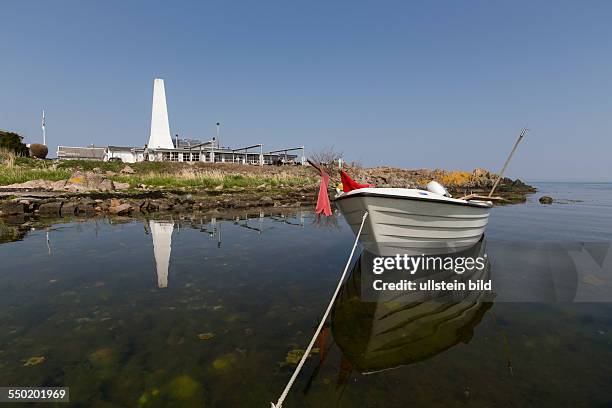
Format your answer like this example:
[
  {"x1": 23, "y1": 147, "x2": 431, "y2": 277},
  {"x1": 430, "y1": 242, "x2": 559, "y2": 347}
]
[{"x1": 1, "y1": 183, "x2": 611, "y2": 407}]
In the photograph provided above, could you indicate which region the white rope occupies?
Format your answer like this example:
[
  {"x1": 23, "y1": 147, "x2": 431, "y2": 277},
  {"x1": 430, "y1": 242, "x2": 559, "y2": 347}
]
[{"x1": 271, "y1": 210, "x2": 369, "y2": 408}]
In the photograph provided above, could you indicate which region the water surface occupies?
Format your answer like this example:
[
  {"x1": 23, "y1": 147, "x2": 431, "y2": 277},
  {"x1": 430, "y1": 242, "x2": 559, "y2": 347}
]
[{"x1": 1, "y1": 183, "x2": 611, "y2": 407}]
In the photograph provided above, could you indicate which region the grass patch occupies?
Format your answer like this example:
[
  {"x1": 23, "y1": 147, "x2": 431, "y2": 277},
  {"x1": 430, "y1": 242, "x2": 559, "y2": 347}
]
[
  {"x1": 0, "y1": 160, "x2": 316, "y2": 190},
  {"x1": 56, "y1": 160, "x2": 124, "y2": 173},
  {"x1": 111, "y1": 169, "x2": 312, "y2": 189},
  {"x1": 0, "y1": 167, "x2": 72, "y2": 185}
]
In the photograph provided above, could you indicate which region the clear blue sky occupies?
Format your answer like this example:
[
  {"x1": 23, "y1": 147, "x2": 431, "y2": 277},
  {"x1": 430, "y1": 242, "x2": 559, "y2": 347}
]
[{"x1": 2, "y1": 1, "x2": 611, "y2": 181}]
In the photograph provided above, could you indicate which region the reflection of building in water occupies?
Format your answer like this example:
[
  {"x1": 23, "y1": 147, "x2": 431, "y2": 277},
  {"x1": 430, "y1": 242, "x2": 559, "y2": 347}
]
[
  {"x1": 331, "y1": 239, "x2": 492, "y2": 375},
  {"x1": 150, "y1": 220, "x2": 174, "y2": 288}
]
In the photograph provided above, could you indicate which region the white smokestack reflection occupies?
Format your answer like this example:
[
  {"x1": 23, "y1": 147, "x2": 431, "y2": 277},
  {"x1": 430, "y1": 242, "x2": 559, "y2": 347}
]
[{"x1": 150, "y1": 220, "x2": 174, "y2": 288}]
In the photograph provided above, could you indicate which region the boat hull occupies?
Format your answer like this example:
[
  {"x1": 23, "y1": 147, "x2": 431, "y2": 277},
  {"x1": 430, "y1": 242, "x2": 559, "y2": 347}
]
[{"x1": 336, "y1": 191, "x2": 491, "y2": 255}]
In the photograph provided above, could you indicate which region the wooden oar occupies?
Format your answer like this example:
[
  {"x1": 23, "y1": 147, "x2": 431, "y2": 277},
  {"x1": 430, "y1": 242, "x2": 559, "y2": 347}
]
[
  {"x1": 459, "y1": 193, "x2": 507, "y2": 202},
  {"x1": 488, "y1": 127, "x2": 529, "y2": 197}
]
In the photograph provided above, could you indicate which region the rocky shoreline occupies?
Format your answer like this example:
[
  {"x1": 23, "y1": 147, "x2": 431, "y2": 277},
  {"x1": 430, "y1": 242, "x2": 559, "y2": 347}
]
[{"x1": 0, "y1": 165, "x2": 536, "y2": 223}]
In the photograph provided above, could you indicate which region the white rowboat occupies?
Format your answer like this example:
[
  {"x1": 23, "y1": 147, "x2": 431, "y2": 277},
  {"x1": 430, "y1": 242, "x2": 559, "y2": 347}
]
[{"x1": 335, "y1": 187, "x2": 492, "y2": 255}]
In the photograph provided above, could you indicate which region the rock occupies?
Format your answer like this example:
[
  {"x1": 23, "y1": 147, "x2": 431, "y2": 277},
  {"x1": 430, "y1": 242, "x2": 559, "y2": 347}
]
[
  {"x1": 114, "y1": 182, "x2": 130, "y2": 190},
  {"x1": 98, "y1": 179, "x2": 115, "y2": 192},
  {"x1": 38, "y1": 201, "x2": 63, "y2": 215},
  {"x1": 61, "y1": 202, "x2": 78, "y2": 216},
  {"x1": 0, "y1": 202, "x2": 26, "y2": 215},
  {"x1": 539, "y1": 196, "x2": 553, "y2": 204},
  {"x1": 88, "y1": 348, "x2": 117, "y2": 369},
  {"x1": 109, "y1": 203, "x2": 132, "y2": 215},
  {"x1": 120, "y1": 165, "x2": 135, "y2": 174},
  {"x1": 75, "y1": 199, "x2": 96, "y2": 213},
  {"x1": 77, "y1": 203, "x2": 95, "y2": 213},
  {"x1": 212, "y1": 353, "x2": 238, "y2": 371},
  {"x1": 260, "y1": 196, "x2": 273, "y2": 206},
  {"x1": 214, "y1": 185, "x2": 224, "y2": 191},
  {"x1": 22, "y1": 356, "x2": 46, "y2": 367},
  {"x1": 147, "y1": 201, "x2": 160, "y2": 212},
  {"x1": 138, "y1": 200, "x2": 149, "y2": 212},
  {"x1": 178, "y1": 194, "x2": 194, "y2": 204},
  {"x1": 165, "y1": 374, "x2": 203, "y2": 403},
  {"x1": 472, "y1": 168, "x2": 491, "y2": 179},
  {"x1": 198, "y1": 333, "x2": 215, "y2": 340},
  {"x1": 4, "y1": 180, "x2": 52, "y2": 190},
  {"x1": 110, "y1": 198, "x2": 121, "y2": 208},
  {"x1": 285, "y1": 349, "x2": 306, "y2": 365},
  {"x1": 51, "y1": 180, "x2": 68, "y2": 190}
]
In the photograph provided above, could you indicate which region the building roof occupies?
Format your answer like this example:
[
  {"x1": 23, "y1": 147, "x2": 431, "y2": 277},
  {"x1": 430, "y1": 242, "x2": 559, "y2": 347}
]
[
  {"x1": 57, "y1": 146, "x2": 106, "y2": 160},
  {"x1": 107, "y1": 146, "x2": 136, "y2": 151}
]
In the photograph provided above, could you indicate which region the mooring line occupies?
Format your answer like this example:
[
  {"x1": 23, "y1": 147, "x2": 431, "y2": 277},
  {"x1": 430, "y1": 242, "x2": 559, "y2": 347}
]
[{"x1": 271, "y1": 210, "x2": 369, "y2": 408}]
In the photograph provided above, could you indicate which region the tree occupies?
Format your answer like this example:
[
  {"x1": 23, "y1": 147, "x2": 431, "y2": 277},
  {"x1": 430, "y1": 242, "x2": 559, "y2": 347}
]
[
  {"x1": 0, "y1": 131, "x2": 29, "y2": 156},
  {"x1": 309, "y1": 145, "x2": 343, "y2": 166}
]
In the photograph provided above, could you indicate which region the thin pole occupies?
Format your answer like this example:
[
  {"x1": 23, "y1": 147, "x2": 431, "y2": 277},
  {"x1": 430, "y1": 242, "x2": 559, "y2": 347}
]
[
  {"x1": 488, "y1": 128, "x2": 528, "y2": 197},
  {"x1": 41, "y1": 109, "x2": 46, "y2": 145},
  {"x1": 216, "y1": 122, "x2": 220, "y2": 148},
  {"x1": 271, "y1": 211, "x2": 369, "y2": 408}
]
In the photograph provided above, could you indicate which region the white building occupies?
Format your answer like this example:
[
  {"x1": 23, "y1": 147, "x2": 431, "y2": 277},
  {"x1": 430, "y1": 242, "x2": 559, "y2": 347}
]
[{"x1": 57, "y1": 78, "x2": 304, "y2": 165}]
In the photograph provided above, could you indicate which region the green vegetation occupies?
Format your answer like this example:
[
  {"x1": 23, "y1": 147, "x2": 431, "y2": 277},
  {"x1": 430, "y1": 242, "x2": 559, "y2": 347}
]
[
  {"x1": 56, "y1": 159, "x2": 125, "y2": 172},
  {"x1": 0, "y1": 157, "x2": 315, "y2": 190},
  {"x1": 110, "y1": 170, "x2": 312, "y2": 189},
  {"x1": 0, "y1": 131, "x2": 29, "y2": 156},
  {"x1": 0, "y1": 167, "x2": 71, "y2": 185}
]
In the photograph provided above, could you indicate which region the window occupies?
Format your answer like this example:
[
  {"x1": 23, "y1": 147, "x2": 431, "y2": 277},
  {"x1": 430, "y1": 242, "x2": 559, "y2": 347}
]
[
  {"x1": 192, "y1": 152, "x2": 200, "y2": 161},
  {"x1": 171, "y1": 152, "x2": 179, "y2": 162},
  {"x1": 182, "y1": 152, "x2": 191, "y2": 162},
  {"x1": 162, "y1": 152, "x2": 171, "y2": 161}
]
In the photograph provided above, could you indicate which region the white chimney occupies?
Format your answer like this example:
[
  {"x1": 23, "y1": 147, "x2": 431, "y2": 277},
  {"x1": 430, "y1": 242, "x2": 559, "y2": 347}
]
[{"x1": 148, "y1": 79, "x2": 174, "y2": 149}]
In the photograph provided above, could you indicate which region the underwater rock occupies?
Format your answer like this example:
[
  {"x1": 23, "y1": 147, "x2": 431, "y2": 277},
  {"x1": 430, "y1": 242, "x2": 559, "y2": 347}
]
[
  {"x1": 212, "y1": 353, "x2": 238, "y2": 370},
  {"x1": 198, "y1": 333, "x2": 215, "y2": 340},
  {"x1": 23, "y1": 356, "x2": 45, "y2": 367},
  {"x1": 285, "y1": 349, "x2": 306, "y2": 365},
  {"x1": 167, "y1": 375, "x2": 201, "y2": 400},
  {"x1": 539, "y1": 196, "x2": 553, "y2": 204},
  {"x1": 88, "y1": 347, "x2": 117, "y2": 369}
]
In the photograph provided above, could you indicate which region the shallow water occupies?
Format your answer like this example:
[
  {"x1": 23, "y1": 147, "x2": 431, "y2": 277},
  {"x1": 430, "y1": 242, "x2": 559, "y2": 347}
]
[{"x1": 1, "y1": 183, "x2": 611, "y2": 407}]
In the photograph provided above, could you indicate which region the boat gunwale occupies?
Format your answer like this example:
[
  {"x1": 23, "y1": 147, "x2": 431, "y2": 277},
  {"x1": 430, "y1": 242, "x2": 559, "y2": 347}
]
[{"x1": 334, "y1": 190, "x2": 493, "y2": 209}]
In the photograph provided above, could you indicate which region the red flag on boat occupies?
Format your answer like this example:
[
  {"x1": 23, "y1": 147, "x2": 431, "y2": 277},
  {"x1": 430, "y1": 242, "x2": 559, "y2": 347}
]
[
  {"x1": 340, "y1": 169, "x2": 374, "y2": 192},
  {"x1": 308, "y1": 159, "x2": 333, "y2": 216}
]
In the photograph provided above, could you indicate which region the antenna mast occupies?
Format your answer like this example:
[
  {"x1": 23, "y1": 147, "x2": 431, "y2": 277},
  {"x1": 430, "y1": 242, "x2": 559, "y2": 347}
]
[{"x1": 41, "y1": 109, "x2": 46, "y2": 145}]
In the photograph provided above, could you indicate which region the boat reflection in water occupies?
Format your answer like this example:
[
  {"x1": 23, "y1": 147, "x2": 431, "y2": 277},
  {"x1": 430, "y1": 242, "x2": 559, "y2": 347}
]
[
  {"x1": 331, "y1": 239, "x2": 492, "y2": 374},
  {"x1": 149, "y1": 220, "x2": 174, "y2": 288}
]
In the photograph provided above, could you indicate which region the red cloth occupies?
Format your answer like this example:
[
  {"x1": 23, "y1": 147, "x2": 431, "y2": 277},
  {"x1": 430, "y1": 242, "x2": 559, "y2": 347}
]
[
  {"x1": 315, "y1": 170, "x2": 332, "y2": 216},
  {"x1": 340, "y1": 170, "x2": 374, "y2": 192}
]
